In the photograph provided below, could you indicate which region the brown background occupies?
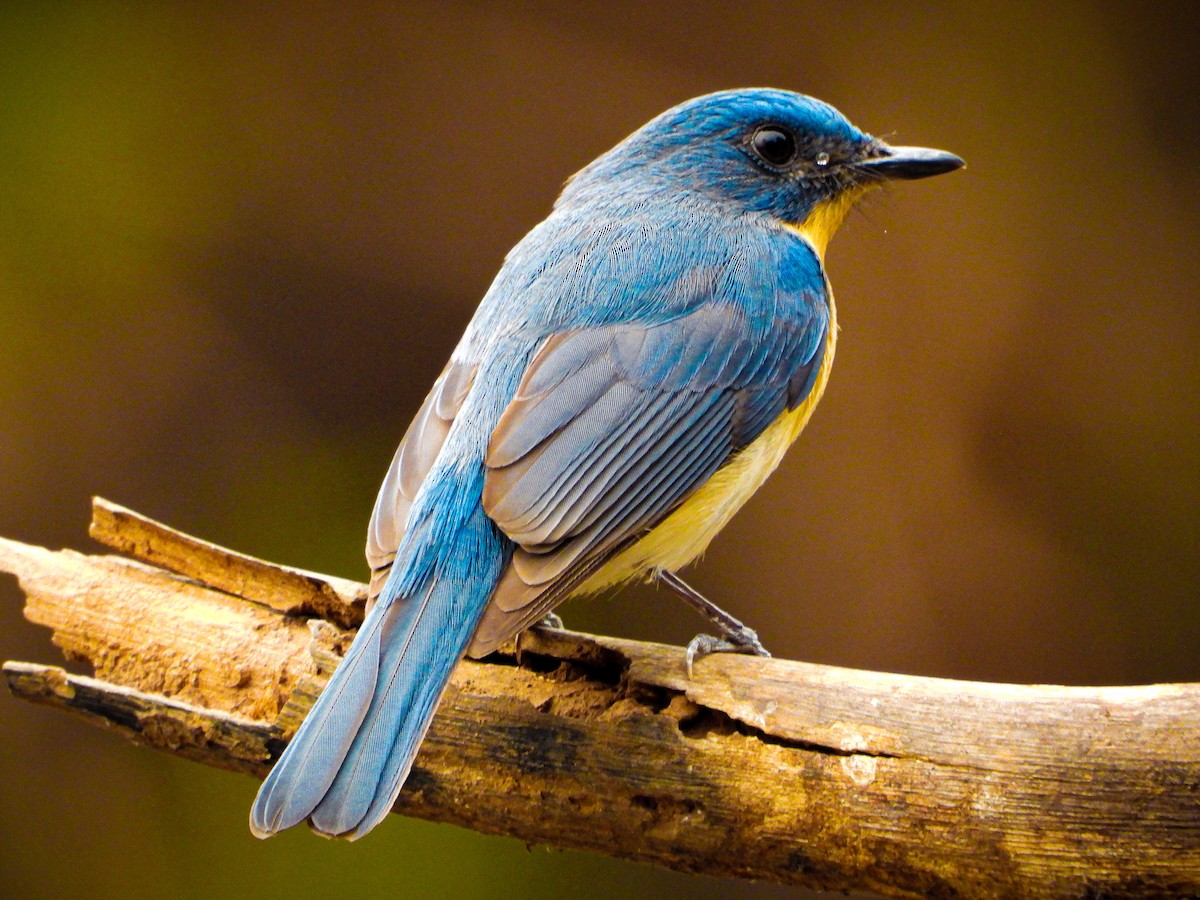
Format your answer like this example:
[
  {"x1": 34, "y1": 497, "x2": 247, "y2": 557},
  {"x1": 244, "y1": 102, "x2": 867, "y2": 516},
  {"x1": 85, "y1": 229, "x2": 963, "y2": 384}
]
[{"x1": 2, "y1": 3, "x2": 1197, "y2": 898}]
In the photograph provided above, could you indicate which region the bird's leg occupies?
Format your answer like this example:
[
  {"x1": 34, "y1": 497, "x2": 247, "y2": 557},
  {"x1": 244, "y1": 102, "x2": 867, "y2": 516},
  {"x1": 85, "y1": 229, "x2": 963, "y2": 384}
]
[{"x1": 655, "y1": 570, "x2": 771, "y2": 676}]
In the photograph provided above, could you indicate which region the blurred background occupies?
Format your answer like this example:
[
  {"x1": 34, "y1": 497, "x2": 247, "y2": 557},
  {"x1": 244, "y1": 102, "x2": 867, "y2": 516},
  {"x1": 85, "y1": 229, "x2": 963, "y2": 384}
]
[{"x1": 1, "y1": 3, "x2": 1196, "y2": 898}]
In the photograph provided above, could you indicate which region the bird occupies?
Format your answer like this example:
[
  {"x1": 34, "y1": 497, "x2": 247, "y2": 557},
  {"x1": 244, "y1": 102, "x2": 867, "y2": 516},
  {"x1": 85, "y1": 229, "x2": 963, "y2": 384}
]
[{"x1": 249, "y1": 88, "x2": 962, "y2": 841}]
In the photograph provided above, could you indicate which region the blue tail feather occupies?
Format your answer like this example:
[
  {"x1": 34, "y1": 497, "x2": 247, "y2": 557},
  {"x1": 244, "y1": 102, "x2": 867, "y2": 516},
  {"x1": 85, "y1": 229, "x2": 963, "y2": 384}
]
[
  {"x1": 308, "y1": 575, "x2": 480, "y2": 838},
  {"x1": 250, "y1": 491, "x2": 503, "y2": 840},
  {"x1": 249, "y1": 608, "x2": 383, "y2": 837}
]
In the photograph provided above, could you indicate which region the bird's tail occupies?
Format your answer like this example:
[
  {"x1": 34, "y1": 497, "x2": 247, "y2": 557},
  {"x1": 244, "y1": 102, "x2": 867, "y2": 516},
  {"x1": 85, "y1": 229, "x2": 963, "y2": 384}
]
[{"x1": 250, "y1": 496, "x2": 502, "y2": 841}]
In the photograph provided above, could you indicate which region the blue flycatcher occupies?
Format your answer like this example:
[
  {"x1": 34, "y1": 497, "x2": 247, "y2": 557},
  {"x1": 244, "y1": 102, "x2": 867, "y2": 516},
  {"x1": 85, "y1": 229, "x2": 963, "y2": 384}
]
[{"x1": 250, "y1": 88, "x2": 962, "y2": 840}]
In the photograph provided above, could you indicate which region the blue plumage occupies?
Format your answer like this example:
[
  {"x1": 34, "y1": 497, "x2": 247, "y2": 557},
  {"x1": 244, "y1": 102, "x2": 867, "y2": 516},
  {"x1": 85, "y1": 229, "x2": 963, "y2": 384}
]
[{"x1": 250, "y1": 88, "x2": 961, "y2": 840}]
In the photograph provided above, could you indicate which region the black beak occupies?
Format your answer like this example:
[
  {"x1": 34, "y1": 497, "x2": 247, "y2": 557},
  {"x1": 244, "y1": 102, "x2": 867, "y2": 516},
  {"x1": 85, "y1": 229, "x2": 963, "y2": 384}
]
[{"x1": 857, "y1": 145, "x2": 965, "y2": 180}]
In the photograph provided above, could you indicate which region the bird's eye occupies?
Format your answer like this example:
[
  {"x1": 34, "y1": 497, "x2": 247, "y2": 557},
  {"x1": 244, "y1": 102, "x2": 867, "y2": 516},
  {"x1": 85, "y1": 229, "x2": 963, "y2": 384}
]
[{"x1": 749, "y1": 126, "x2": 797, "y2": 167}]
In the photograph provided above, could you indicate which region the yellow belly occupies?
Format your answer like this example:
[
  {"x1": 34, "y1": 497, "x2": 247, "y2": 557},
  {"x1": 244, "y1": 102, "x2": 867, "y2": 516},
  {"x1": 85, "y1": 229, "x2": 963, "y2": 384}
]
[{"x1": 578, "y1": 289, "x2": 837, "y2": 593}]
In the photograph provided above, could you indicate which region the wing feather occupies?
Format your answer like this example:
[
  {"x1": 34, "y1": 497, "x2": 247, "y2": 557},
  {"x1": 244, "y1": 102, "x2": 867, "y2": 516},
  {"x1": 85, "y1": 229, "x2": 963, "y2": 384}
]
[
  {"x1": 365, "y1": 360, "x2": 475, "y2": 600},
  {"x1": 508, "y1": 390, "x2": 733, "y2": 587},
  {"x1": 469, "y1": 295, "x2": 827, "y2": 657},
  {"x1": 501, "y1": 389, "x2": 680, "y2": 546}
]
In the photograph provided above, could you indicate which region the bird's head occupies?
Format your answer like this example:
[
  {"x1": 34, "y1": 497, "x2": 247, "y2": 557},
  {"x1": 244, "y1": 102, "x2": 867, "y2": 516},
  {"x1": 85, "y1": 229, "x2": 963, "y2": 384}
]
[{"x1": 560, "y1": 88, "x2": 963, "y2": 257}]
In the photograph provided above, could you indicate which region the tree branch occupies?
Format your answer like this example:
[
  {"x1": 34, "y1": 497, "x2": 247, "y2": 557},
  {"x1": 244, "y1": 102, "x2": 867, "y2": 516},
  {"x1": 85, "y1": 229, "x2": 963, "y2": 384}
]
[{"x1": 4, "y1": 498, "x2": 1198, "y2": 898}]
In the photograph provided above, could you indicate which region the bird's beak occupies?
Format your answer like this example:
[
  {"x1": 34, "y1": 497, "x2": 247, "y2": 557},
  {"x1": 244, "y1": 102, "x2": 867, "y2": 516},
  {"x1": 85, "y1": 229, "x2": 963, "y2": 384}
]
[{"x1": 856, "y1": 145, "x2": 965, "y2": 180}]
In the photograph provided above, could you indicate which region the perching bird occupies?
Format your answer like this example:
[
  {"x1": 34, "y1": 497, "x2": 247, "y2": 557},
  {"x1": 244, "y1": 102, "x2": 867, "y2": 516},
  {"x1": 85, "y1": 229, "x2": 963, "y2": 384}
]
[{"x1": 250, "y1": 88, "x2": 962, "y2": 841}]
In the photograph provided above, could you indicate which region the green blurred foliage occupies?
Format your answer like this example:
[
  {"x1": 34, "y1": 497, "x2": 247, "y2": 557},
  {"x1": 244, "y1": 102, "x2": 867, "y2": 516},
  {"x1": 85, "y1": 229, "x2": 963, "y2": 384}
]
[{"x1": 1, "y1": 3, "x2": 1196, "y2": 898}]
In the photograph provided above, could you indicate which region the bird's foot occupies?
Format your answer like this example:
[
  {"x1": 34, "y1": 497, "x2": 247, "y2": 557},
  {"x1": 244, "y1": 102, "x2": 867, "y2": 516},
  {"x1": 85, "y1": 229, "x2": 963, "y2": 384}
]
[
  {"x1": 656, "y1": 569, "x2": 771, "y2": 676},
  {"x1": 685, "y1": 627, "x2": 771, "y2": 678}
]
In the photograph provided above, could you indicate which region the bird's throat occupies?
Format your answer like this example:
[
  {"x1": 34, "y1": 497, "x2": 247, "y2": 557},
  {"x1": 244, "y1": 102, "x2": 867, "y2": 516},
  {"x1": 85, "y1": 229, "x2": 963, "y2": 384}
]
[{"x1": 786, "y1": 184, "x2": 874, "y2": 259}]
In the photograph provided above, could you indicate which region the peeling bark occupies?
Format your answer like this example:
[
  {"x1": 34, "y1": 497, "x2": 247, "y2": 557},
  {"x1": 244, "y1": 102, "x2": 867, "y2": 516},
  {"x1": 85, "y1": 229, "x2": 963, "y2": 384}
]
[{"x1": 3, "y1": 498, "x2": 1199, "y2": 898}]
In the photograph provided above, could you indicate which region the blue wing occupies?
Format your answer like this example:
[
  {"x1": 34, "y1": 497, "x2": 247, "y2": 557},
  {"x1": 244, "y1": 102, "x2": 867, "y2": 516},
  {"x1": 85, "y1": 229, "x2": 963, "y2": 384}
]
[{"x1": 470, "y1": 255, "x2": 829, "y2": 654}]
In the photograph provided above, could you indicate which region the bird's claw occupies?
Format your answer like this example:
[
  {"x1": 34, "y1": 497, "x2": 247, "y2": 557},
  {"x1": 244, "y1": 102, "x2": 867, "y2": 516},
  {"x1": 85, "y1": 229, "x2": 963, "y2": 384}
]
[{"x1": 685, "y1": 628, "x2": 771, "y2": 678}]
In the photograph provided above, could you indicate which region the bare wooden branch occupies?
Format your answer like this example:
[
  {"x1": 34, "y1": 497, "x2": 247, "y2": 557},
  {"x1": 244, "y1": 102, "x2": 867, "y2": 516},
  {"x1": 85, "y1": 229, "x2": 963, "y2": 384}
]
[
  {"x1": 4, "y1": 498, "x2": 1199, "y2": 898},
  {"x1": 89, "y1": 498, "x2": 366, "y2": 628}
]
